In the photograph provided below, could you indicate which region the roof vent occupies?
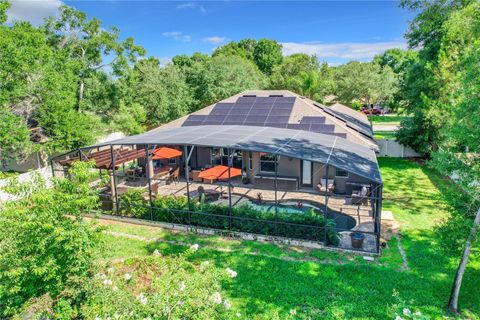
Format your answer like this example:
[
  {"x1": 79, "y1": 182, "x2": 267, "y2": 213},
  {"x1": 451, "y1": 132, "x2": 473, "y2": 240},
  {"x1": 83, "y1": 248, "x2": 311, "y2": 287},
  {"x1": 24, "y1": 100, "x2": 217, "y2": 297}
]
[
  {"x1": 269, "y1": 94, "x2": 284, "y2": 97},
  {"x1": 243, "y1": 94, "x2": 257, "y2": 97}
]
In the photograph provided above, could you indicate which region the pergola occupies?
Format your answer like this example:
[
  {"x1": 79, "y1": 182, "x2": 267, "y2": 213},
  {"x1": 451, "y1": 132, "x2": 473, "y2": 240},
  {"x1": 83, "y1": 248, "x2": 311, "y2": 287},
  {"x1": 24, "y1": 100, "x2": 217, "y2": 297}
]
[{"x1": 52, "y1": 125, "x2": 383, "y2": 253}]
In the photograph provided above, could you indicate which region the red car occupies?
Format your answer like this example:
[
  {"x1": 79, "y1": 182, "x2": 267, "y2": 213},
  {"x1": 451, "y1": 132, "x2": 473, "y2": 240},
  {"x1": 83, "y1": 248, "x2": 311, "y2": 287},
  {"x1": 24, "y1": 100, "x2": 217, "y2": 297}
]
[{"x1": 361, "y1": 107, "x2": 382, "y2": 115}]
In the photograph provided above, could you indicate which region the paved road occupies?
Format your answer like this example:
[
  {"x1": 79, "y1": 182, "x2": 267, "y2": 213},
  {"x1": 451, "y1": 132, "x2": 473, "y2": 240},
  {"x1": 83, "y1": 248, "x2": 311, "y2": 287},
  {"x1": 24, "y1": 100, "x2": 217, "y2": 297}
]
[{"x1": 373, "y1": 124, "x2": 399, "y2": 131}]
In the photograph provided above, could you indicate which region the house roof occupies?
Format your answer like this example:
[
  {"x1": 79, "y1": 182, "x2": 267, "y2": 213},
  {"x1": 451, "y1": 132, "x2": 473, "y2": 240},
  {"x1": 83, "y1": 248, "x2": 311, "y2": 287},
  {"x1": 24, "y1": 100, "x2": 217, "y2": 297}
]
[
  {"x1": 92, "y1": 125, "x2": 382, "y2": 183},
  {"x1": 160, "y1": 90, "x2": 377, "y2": 151}
]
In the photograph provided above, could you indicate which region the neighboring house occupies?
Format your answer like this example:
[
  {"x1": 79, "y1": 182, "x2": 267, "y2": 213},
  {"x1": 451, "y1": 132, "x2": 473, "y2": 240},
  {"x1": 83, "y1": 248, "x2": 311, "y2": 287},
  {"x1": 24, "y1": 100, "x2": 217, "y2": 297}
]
[{"x1": 52, "y1": 90, "x2": 383, "y2": 253}]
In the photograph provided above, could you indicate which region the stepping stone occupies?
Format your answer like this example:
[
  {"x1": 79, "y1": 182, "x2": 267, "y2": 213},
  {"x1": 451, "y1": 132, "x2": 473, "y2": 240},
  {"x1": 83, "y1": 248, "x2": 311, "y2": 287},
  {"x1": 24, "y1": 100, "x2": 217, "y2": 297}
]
[
  {"x1": 363, "y1": 256, "x2": 375, "y2": 261},
  {"x1": 382, "y1": 210, "x2": 394, "y2": 221}
]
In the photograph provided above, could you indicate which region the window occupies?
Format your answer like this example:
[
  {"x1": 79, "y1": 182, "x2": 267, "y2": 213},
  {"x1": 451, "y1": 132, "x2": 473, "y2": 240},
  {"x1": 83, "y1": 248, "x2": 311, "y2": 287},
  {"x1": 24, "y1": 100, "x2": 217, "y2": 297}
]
[
  {"x1": 260, "y1": 153, "x2": 277, "y2": 173},
  {"x1": 335, "y1": 168, "x2": 349, "y2": 178},
  {"x1": 211, "y1": 148, "x2": 243, "y2": 168}
]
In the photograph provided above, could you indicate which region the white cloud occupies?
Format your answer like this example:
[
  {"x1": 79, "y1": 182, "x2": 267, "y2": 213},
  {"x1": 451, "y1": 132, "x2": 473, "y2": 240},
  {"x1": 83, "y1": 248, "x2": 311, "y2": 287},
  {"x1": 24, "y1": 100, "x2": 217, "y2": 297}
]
[
  {"x1": 162, "y1": 31, "x2": 191, "y2": 42},
  {"x1": 281, "y1": 41, "x2": 408, "y2": 60},
  {"x1": 177, "y1": 2, "x2": 206, "y2": 13},
  {"x1": 7, "y1": 0, "x2": 63, "y2": 26},
  {"x1": 202, "y1": 36, "x2": 227, "y2": 45}
]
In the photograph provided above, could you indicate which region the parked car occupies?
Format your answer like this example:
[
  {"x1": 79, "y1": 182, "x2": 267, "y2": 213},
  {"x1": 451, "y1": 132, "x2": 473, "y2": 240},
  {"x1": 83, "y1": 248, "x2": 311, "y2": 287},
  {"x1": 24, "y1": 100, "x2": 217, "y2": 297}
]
[{"x1": 361, "y1": 107, "x2": 382, "y2": 115}]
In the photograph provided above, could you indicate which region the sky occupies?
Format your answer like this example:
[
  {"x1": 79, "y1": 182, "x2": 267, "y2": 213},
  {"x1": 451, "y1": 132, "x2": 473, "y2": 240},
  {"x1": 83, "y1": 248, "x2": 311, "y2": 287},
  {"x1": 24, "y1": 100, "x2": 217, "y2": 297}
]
[{"x1": 6, "y1": 0, "x2": 413, "y2": 65}]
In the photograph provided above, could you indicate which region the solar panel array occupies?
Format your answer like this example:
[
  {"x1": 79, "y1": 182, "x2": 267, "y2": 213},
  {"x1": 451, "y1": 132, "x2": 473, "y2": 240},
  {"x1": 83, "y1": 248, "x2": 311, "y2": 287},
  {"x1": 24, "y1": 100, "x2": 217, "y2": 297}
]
[{"x1": 182, "y1": 95, "x2": 344, "y2": 137}]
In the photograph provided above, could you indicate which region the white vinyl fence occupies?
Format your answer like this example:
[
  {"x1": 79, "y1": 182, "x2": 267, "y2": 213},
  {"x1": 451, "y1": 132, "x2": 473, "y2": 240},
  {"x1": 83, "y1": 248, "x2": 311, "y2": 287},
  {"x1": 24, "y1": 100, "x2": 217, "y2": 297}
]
[{"x1": 376, "y1": 139, "x2": 421, "y2": 158}]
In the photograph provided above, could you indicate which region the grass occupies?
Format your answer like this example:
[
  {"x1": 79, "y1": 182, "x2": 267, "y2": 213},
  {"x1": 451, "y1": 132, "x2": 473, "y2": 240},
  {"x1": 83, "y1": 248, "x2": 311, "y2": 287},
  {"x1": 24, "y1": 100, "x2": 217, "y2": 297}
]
[
  {"x1": 374, "y1": 131, "x2": 397, "y2": 140},
  {"x1": 370, "y1": 115, "x2": 410, "y2": 124},
  {"x1": 96, "y1": 158, "x2": 479, "y2": 319},
  {"x1": 0, "y1": 171, "x2": 19, "y2": 179}
]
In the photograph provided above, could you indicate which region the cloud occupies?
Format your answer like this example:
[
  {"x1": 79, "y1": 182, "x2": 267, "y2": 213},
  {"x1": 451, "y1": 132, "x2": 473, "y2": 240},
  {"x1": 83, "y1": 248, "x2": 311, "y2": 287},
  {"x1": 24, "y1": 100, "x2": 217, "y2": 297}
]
[
  {"x1": 177, "y1": 2, "x2": 206, "y2": 13},
  {"x1": 202, "y1": 36, "x2": 228, "y2": 45},
  {"x1": 162, "y1": 31, "x2": 192, "y2": 42},
  {"x1": 7, "y1": 0, "x2": 63, "y2": 26},
  {"x1": 281, "y1": 41, "x2": 408, "y2": 60}
]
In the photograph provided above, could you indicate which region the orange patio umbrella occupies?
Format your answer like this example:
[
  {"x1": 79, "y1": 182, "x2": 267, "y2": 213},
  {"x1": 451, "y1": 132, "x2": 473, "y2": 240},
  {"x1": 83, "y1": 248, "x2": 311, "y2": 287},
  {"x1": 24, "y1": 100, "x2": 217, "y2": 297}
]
[
  {"x1": 152, "y1": 147, "x2": 183, "y2": 160},
  {"x1": 198, "y1": 165, "x2": 242, "y2": 181}
]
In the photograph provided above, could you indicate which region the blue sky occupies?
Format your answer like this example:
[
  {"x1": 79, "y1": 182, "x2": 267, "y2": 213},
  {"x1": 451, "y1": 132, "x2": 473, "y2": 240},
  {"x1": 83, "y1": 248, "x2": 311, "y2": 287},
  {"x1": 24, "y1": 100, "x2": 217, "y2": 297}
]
[{"x1": 7, "y1": 1, "x2": 412, "y2": 65}]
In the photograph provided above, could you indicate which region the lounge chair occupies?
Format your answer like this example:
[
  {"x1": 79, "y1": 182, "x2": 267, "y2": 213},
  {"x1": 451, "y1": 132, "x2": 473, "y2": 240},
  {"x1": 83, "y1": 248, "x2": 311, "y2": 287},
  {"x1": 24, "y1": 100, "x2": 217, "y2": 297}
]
[
  {"x1": 352, "y1": 186, "x2": 369, "y2": 205},
  {"x1": 317, "y1": 178, "x2": 334, "y2": 193}
]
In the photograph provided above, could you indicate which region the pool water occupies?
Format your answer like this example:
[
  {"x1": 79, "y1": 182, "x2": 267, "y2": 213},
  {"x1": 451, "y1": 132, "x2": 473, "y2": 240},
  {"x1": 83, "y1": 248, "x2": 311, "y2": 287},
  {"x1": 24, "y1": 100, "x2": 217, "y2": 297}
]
[{"x1": 245, "y1": 200, "x2": 356, "y2": 230}]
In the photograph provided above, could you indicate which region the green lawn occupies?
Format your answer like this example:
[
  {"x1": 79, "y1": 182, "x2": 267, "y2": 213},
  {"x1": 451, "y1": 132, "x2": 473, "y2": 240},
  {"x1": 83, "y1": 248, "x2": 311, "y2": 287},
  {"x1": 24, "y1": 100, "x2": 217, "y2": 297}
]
[
  {"x1": 370, "y1": 115, "x2": 410, "y2": 124},
  {"x1": 374, "y1": 131, "x2": 397, "y2": 139},
  {"x1": 97, "y1": 158, "x2": 479, "y2": 319}
]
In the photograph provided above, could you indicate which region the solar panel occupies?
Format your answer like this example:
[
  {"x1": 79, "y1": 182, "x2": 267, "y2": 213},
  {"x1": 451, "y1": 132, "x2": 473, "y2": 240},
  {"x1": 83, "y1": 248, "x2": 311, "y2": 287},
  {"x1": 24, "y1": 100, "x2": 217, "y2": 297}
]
[
  {"x1": 255, "y1": 97, "x2": 276, "y2": 103},
  {"x1": 237, "y1": 96, "x2": 257, "y2": 103},
  {"x1": 180, "y1": 96, "x2": 348, "y2": 137},
  {"x1": 225, "y1": 115, "x2": 246, "y2": 122},
  {"x1": 229, "y1": 108, "x2": 250, "y2": 115},
  {"x1": 244, "y1": 115, "x2": 267, "y2": 123},
  {"x1": 187, "y1": 115, "x2": 207, "y2": 121},
  {"x1": 252, "y1": 102, "x2": 274, "y2": 108},
  {"x1": 233, "y1": 103, "x2": 254, "y2": 109},
  {"x1": 310, "y1": 124, "x2": 335, "y2": 132},
  {"x1": 276, "y1": 97, "x2": 296, "y2": 103},
  {"x1": 300, "y1": 116, "x2": 326, "y2": 124},
  {"x1": 214, "y1": 103, "x2": 234, "y2": 109},
  {"x1": 265, "y1": 116, "x2": 290, "y2": 123},
  {"x1": 205, "y1": 115, "x2": 226, "y2": 122},
  {"x1": 287, "y1": 124, "x2": 311, "y2": 131},
  {"x1": 249, "y1": 108, "x2": 271, "y2": 115},
  {"x1": 210, "y1": 108, "x2": 230, "y2": 115},
  {"x1": 273, "y1": 102, "x2": 294, "y2": 109},
  {"x1": 182, "y1": 120, "x2": 204, "y2": 126},
  {"x1": 269, "y1": 108, "x2": 291, "y2": 116}
]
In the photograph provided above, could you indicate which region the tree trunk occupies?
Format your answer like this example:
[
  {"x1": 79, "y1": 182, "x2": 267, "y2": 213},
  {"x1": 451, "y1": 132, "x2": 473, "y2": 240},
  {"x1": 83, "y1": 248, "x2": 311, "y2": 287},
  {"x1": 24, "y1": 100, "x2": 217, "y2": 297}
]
[
  {"x1": 77, "y1": 79, "x2": 84, "y2": 112},
  {"x1": 368, "y1": 100, "x2": 373, "y2": 128},
  {"x1": 448, "y1": 207, "x2": 480, "y2": 313}
]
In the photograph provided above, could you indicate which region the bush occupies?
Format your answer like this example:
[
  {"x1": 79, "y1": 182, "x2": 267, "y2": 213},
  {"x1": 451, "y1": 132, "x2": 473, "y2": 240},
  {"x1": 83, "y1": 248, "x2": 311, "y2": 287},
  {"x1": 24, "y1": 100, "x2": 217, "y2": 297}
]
[
  {"x1": 16, "y1": 251, "x2": 237, "y2": 319},
  {"x1": 0, "y1": 162, "x2": 103, "y2": 317},
  {"x1": 117, "y1": 194, "x2": 340, "y2": 245},
  {"x1": 118, "y1": 188, "x2": 149, "y2": 218}
]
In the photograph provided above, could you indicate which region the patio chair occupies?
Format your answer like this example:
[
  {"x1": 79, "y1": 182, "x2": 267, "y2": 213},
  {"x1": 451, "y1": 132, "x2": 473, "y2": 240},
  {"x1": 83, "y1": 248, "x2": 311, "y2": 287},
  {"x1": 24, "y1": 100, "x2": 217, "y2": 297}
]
[
  {"x1": 352, "y1": 186, "x2": 369, "y2": 205},
  {"x1": 169, "y1": 167, "x2": 180, "y2": 184},
  {"x1": 317, "y1": 178, "x2": 334, "y2": 193}
]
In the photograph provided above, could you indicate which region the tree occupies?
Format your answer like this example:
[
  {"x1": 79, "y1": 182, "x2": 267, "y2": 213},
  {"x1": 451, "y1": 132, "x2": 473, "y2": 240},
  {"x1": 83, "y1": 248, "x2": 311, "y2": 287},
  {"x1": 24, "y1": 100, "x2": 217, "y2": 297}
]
[
  {"x1": 121, "y1": 57, "x2": 193, "y2": 125},
  {"x1": 44, "y1": 5, "x2": 145, "y2": 111},
  {"x1": 187, "y1": 55, "x2": 267, "y2": 107},
  {"x1": 0, "y1": 106, "x2": 32, "y2": 164},
  {"x1": 0, "y1": 161, "x2": 103, "y2": 317},
  {"x1": 253, "y1": 38, "x2": 283, "y2": 75},
  {"x1": 335, "y1": 61, "x2": 397, "y2": 125},
  {"x1": 0, "y1": 0, "x2": 9, "y2": 24}
]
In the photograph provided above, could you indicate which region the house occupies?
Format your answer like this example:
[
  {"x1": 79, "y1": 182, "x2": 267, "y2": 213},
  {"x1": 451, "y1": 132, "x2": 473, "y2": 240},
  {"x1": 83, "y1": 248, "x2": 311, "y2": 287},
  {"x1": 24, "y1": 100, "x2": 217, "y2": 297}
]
[{"x1": 52, "y1": 90, "x2": 383, "y2": 253}]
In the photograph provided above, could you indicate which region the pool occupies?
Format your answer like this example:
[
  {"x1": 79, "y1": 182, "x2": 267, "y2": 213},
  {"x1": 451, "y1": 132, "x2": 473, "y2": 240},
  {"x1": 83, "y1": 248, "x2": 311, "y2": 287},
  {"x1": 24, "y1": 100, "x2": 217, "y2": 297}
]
[{"x1": 241, "y1": 199, "x2": 356, "y2": 230}]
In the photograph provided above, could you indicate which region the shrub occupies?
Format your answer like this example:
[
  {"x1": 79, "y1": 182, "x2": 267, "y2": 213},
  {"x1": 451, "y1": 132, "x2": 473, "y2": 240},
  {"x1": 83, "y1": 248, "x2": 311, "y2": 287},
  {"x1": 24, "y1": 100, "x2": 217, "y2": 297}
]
[
  {"x1": 117, "y1": 194, "x2": 340, "y2": 245},
  {"x1": 79, "y1": 252, "x2": 234, "y2": 319},
  {"x1": 0, "y1": 162, "x2": 103, "y2": 317},
  {"x1": 118, "y1": 188, "x2": 149, "y2": 218}
]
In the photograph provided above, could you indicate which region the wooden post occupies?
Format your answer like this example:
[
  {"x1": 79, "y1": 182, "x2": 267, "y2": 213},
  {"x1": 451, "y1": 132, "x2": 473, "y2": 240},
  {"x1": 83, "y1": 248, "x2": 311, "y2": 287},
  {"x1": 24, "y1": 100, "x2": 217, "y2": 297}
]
[{"x1": 110, "y1": 145, "x2": 119, "y2": 215}]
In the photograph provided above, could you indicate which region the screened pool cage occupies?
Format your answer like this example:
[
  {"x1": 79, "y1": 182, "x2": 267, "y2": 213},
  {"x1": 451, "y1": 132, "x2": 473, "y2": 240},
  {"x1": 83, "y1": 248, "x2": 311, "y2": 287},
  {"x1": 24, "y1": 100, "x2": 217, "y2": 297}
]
[{"x1": 51, "y1": 125, "x2": 383, "y2": 254}]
